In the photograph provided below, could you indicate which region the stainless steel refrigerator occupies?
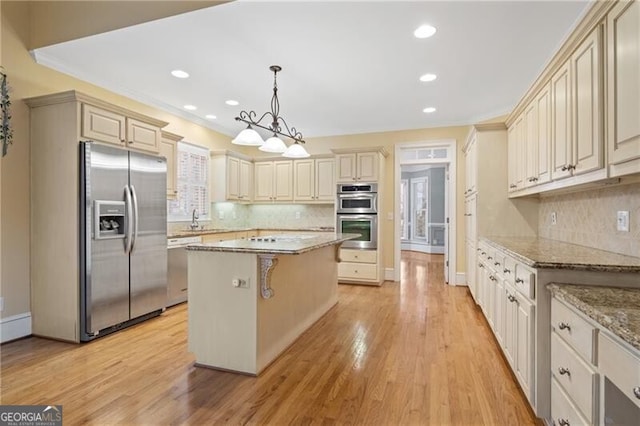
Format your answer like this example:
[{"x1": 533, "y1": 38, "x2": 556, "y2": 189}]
[{"x1": 79, "y1": 141, "x2": 167, "y2": 341}]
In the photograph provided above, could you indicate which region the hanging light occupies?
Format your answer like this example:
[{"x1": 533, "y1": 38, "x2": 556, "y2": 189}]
[
  {"x1": 282, "y1": 141, "x2": 310, "y2": 158},
  {"x1": 234, "y1": 65, "x2": 308, "y2": 157},
  {"x1": 259, "y1": 134, "x2": 287, "y2": 153},
  {"x1": 231, "y1": 125, "x2": 265, "y2": 146}
]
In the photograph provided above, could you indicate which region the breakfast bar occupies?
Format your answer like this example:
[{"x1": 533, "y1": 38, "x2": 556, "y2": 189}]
[{"x1": 186, "y1": 233, "x2": 358, "y2": 375}]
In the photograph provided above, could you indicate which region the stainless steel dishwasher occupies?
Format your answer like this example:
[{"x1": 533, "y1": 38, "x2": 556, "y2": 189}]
[{"x1": 167, "y1": 236, "x2": 202, "y2": 307}]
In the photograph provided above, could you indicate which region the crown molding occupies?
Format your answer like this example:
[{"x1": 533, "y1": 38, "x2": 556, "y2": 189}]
[
  {"x1": 331, "y1": 146, "x2": 389, "y2": 157},
  {"x1": 161, "y1": 130, "x2": 184, "y2": 142}
]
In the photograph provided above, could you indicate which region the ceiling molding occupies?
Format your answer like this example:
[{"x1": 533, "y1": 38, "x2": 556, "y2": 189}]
[
  {"x1": 473, "y1": 122, "x2": 507, "y2": 132},
  {"x1": 331, "y1": 146, "x2": 389, "y2": 157},
  {"x1": 161, "y1": 130, "x2": 184, "y2": 142}
]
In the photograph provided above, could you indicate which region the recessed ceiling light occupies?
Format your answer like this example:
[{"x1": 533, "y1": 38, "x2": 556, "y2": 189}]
[
  {"x1": 171, "y1": 70, "x2": 190, "y2": 79},
  {"x1": 423, "y1": 107, "x2": 437, "y2": 113},
  {"x1": 184, "y1": 105, "x2": 197, "y2": 111},
  {"x1": 419, "y1": 73, "x2": 437, "y2": 82},
  {"x1": 225, "y1": 100, "x2": 239, "y2": 106},
  {"x1": 414, "y1": 25, "x2": 437, "y2": 39},
  {"x1": 205, "y1": 114, "x2": 217, "y2": 120}
]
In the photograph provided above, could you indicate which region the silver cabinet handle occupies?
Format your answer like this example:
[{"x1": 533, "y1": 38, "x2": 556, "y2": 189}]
[
  {"x1": 509, "y1": 184, "x2": 517, "y2": 189},
  {"x1": 494, "y1": 262, "x2": 500, "y2": 266},
  {"x1": 558, "y1": 367, "x2": 570, "y2": 376},
  {"x1": 507, "y1": 295, "x2": 516, "y2": 303},
  {"x1": 503, "y1": 268, "x2": 511, "y2": 274},
  {"x1": 487, "y1": 256, "x2": 493, "y2": 260},
  {"x1": 558, "y1": 322, "x2": 571, "y2": 331},
  {"x1": 558, "y1": 419, "x2": 570, "y2": 426},
  {"x1": 515, "y1": 278, "x2": 524, "y2": 283},
  {"x1": 478, "y1": 263, "x2": 484, "y2": 268},
  {"x1": 633, "y1": 387, "x2": 640, "y2": 399}
]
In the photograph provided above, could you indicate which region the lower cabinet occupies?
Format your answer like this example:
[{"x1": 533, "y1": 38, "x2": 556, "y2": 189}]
[{"x1": 338, "y1": 249, "x2": 382, "y2": 286}]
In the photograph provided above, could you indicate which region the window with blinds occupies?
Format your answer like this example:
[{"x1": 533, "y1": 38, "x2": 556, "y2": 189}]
[{"x1": 168, "y1": 142, "x2": 210, "y2": 221}]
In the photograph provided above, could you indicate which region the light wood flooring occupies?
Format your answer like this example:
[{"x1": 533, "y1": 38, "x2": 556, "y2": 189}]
[{"x1": 1, "y1": 251, "x2": 537, "y2": 425}]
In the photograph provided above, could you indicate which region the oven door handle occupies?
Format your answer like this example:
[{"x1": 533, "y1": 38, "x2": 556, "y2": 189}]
[{"x1": 338, "y1": 193, "x2": 376, "y2": 199}]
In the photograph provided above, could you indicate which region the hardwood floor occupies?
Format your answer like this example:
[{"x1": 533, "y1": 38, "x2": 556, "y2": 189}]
[{"x1": 1, "y1": 251, "x2": 536, "y2": 425}]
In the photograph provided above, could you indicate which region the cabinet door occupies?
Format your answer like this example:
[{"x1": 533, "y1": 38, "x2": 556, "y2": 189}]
[
  {"x1": 357, "y1": 152, "x2": 379, "y2": 181},
  {"x1": 536, "y1": 82, "x2": 552, "y2": 184},
  {"x1": 273, "y1": 161, "x2": 293, "y2": 201},
  {"x1": 254, "y1": 162, "x2": 274, "y2": 201},
  {"x1": 504, "y1": 286, "x2": 517, "y2": 369},
  {"x1": 81, "y1": 104, "x2": 126, "y2": 146},
  {"x1": 226, "y1": 156, "x2": 240, "y2": 200},
  {"x1": 294, "y1": 159, "x2": 315, "y2": 201},
  {"x1": 513, "y1": 114, "x2": 526, "y2": 190},
  {"x1": 524, "y1": 101, "x2": 539, "y2": 187},
  {"x1": 552, "y1": 62, "x2": 573, "y2": 179},
  {"x1": 238, "y1": 159, "x2": 252, "y2": 200},
  {"x1": 507, "y1": 125, "x2": 519, "y2": 192},
  {"x1": 607, "y1": 0, "x2": 640, "y2": 170},
  {"x1": 572, "y1": 26, "x2": 603, "y2": 175},
  {"x1": 477, "y1": 263, "x2": 486, "y2": 310},
  {"x1": 336, "y1": 154, "x2": 357, "y2": 182},
  {"x1": 515, "y1": 292, "x2": 534, "y2": 401},
  {"x1": 494, "y1": 277, "x2": 505, "y2": 347},
  {"x1": 126, "y1": 118, "x2": 160, "y2": 153},
  {"x1": 466, "y1": 242, "x2": 477, "y2": 302},
  {"x1": 158, "y1": 137, "x2": 178, "y2": 198},
  {"x1": 315, "y1": 158, "x2": 336, "y2": 201}
]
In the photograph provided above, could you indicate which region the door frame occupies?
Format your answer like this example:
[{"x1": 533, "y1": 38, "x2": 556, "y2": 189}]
[{"x1": 394, "y1": 140, "x2": 457, "y2": 285}]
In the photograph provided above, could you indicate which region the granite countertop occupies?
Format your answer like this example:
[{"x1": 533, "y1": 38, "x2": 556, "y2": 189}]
[
  {"x1": 186, "y1": 233, "x2": 359, "y2": 255},
  {"x1": 169, "y1": 227, "x2": 335, "y2": 239},
  {"x1": 482, "y1": 236, "x2": 640, "y2": 273},
  {"x1": 548, "y1": 283, "x2": 640, "y2": 352}
]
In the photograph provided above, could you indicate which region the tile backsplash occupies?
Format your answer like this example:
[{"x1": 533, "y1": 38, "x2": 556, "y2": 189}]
[
  {"x1": 169, "y1": 203, "x2": 335, "y2": 233},
  {"x1": 538, "y1": 183, "x2": 640, "y2": 257}
]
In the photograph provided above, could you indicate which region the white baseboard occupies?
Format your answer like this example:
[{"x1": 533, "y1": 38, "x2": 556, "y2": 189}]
[
  {"x1": 384, "y1": 268, "x2": 396, "y2": 282},
  {"x1": 455, "y1": 272, "x2": 467, "y2": 286},
  {"x1": 1, "y1": 312, "x2": 32, "y2": 343}
]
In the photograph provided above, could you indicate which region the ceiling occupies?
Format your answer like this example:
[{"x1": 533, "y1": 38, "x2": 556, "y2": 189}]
[{"x1": 32, "y1": 0, "x2": 590, "y2": 140}]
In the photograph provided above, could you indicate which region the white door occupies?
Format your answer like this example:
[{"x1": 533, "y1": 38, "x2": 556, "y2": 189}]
[{"x1": 443, "y1": 167, "x2": 450, "y2": 284}]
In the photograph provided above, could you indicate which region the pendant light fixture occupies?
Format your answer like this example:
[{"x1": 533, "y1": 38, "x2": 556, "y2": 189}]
[{"x1": 233, "y1": 65, "x2": 310, "y2": 158}]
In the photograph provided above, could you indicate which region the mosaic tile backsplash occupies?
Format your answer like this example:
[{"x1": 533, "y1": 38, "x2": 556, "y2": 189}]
[{"x1": 538, "y1": 183, "x2": 640, "y2": 258}]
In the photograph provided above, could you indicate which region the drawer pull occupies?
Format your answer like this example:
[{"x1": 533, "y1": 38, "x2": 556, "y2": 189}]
[
  {"x1": 481, "y1": 251, "x2": 486, "y2": 255},
  {"x1": 507, "y1": 294, "x2": 517, "y2": 303},
  {"x1": 558, "y1": 367, "x2": 571, "y2": 377},
  {"x1": 515, "y1": 278, "x2": 524, "y2": 283},
  {"x1": 494, "y1": 262, "x2": 500, "y2": 266},
  {"x1": 634, "y1": 387, "x2": 640, "y2": 399},
  {"x1": 558, "y1": 322, "x2": 571, "y2": 331},
  {"x1": 478, "y1": 263, "x2": 484, "y2": 268},
  {"x1": 503, "y1": 268, "x2": 511, "y2": 274},
  {"x1": 557, "y1": 419, "x2": 570, "y2": 426},
  {"x1": 487, "y1": 256, "x2": 493, "y2": 260}
]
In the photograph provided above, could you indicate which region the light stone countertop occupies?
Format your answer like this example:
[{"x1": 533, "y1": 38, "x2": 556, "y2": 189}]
[
  {"x1": 168, "y1": 227, "x2": 335, "y2": 239},
  {"x1": 482, "y1": 237, "x2": 640, "y2": 273},
  {"x1": 548, "y1": 283, "x2": 640, "y2": 352},
  {"x1": 186, "y1": 233, "x2": 360, "y2": 255}
]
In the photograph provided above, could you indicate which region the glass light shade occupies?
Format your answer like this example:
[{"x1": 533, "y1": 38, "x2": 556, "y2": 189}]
[
  {"x1": 282, "y1": 142, "x2": 310, "y2": 158},
  {"x1": 259, "y1": 136, "x2": 287, "y2": 153},
  {"x1": 232, "y1": 127, "x2": 265, "y2": 146}
]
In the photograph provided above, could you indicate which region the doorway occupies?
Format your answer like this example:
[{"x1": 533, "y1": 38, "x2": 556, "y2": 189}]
[
  {"x1": 394, "y1": 140, "x2": 457, "y2": 285},
  {"x1": 400, "y1": 165, "x2": 447, "y2": 254}
]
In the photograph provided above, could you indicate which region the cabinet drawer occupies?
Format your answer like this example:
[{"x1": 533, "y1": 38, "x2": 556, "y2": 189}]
[
  {"x1": 551, "y1": 378, "x2": 590, "y2": 426},
  {"x1": 551, "y1": 332, "x2": 598, "y2": 422},
  {"x1": 339, "y1": 262, "x2": 377, "y2": 280},
  {"x1": 514, "y1": 263, "x2": 535, "y2": 299},
  {"x1": 340, "y1": 249, "x2": 376, "y2": 264},
  {"x1": 552, "y1": 298, "x2": 597, "y2": 364},
  {"x1": 502, "y1": 256, "x2": 516, "y2": 279},
  {"x1": 599, "y1": 333, "x2": 640, "y2": 411}
]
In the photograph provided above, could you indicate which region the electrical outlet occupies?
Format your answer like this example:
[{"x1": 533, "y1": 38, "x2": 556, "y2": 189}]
[
  {"x1": 295, "y1": 211, "x2": 301, "y2": 219},
  {"x1": 232, "y1": 278, "x2": 249, "y2": 288},
  {"x1": 551, "y1": 212, "x2": 557, "y2": 225},
  {"x1": 218, "y1": 210, "x2": 224, "y2": 220},
  {"x1": 617, "y1": 211, "x2": 630, "y2": 232}
]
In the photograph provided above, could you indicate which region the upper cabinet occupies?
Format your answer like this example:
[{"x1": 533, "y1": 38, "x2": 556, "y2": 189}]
[
  {"x1": 81, "y1": 103, "x2": 165, "y2": 153},
  {"x1": 293, "y1": 157, "x2": 335, "y2": 202},
  {"x1": 607, "y1": 0, "x2": 640, "y2": 177},
  {"x1": 333, "y1": 148, "x2": 388, "y2": 183},
  {"x1": 210, "y1": 152, "x2": 253, "y2": 202},
  {"x1": 254, "y1": 160, "x2": 293, "y2": 202},
  {"x1": 159, "y1": 131, "x2": 183, "y2": 199}
]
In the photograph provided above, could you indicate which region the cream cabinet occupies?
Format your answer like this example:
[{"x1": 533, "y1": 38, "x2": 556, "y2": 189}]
[
  {"x1": 254, "y1": 160, "x2": 293, "y2": 202},
  {"x1": 607, "y1": 0, "x2": 640, "y2": 177},
  {"x1": 338, "y1": 248, "x2": 380, "y2": 284},
  {"x1": 293, "y1": 157, "x2": 335, "y2": 202},
  {"x1": 81, "y1": 103, "x2": 163, "y2": 153},
  {"x1": 210, "y1": 152, "x2": 253, "y2": 202},
  {"x1": 159, "y1": 131, "x2": 182, "y2": 199},
  {"x1": 551, "y1": 60, "x2": 573, "y2": 180},
  {"x1": 535, "y1": 83, "x2": 553, "y2": 185},
  {"x1": 335, "y1": 152, "x2": 379, "y2": 182},
  {"x1": 464, "y1": 134, "x2": 478, "y2": 196}
]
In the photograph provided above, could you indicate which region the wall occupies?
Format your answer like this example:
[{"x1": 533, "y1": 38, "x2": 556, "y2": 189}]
[
  {"x1": 0, "y1": 1, "x2": 234, "y2": 320},
  {"x1": 538, "y1": 183, "x2": 640, "y2": 257},
  {"x1": 400, "y1": 166, "x2": 446, "y2": 241}
]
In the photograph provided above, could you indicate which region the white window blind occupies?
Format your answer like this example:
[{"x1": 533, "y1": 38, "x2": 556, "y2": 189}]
[{"x1": 168, "y1": 142, "x2": 209, "y2": 221}]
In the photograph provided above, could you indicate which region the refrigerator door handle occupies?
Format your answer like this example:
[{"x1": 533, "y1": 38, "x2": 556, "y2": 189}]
[
  {"x1": 124, "y1": 185, "x2": 134, "y2": 254},
  {"x1": 130, "y1": 185, "x2": 139, "y2": 254}
]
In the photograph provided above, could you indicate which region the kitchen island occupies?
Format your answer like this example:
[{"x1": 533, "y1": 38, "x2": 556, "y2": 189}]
[{"x1": 186, "y1": 233, "x2": 358, "y2": 375}]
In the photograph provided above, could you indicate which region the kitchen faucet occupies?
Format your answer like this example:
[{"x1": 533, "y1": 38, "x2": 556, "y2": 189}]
[{"x1": 190, "y1": 209, "x2": 199, "y2": 230}]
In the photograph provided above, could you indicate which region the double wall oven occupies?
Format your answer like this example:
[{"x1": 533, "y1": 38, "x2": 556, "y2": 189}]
[{"x1": 337, "y1": 183, "x2": 378, "y2": 249}]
